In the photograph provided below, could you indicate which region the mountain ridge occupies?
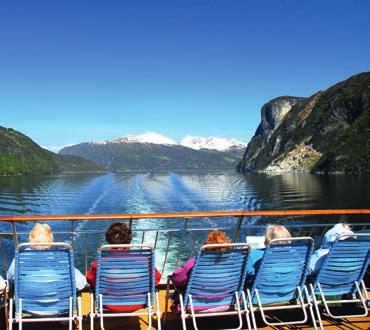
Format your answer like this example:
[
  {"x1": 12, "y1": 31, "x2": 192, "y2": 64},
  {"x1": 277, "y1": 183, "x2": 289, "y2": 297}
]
[
  {"x1": 59, "y1": 136, "x2": 245, "y2": 171},
  {"x1": 0, "y1": 126, "x2": 104, "y2": 175},
  {"x1": 237, "y1": 72, "x2": 370, "y2": 174},
  {"x1": 84, "y1": 132, "x2": 247, "y2": 152}
]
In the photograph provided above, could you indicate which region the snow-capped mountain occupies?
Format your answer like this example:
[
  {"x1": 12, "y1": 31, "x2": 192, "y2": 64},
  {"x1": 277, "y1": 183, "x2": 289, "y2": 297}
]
[
  {"x1": 107, "y1": 132, "x2": 177, "y2": 145},
  {"x1": 60, "y1": 132, "x2": 248, "y2": 171},
  {"x1": 88, "y1": 132, "x2": 247, "y2": 151},
  {"x1": 180, "y1": 135, "x2": 247, "y2": 151}
]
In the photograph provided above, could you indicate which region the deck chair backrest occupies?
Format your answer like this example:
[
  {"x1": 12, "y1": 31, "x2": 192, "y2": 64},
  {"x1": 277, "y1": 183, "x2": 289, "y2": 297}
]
[
  {"x1": 312, "y1": 233, "x2": 370, "y2": 296},
  {"x1": 95, "y1": 244, "x2": 155, "y2": 308},
  {"x1": 15, "y1": 242, "x2": 76, "y2": 315},
  {"x1": 183, "y1": 243, "x2": 250, "y2": 309},
  {"x1": 250, "y1": 237, "x2": 314, "y2": 304}
]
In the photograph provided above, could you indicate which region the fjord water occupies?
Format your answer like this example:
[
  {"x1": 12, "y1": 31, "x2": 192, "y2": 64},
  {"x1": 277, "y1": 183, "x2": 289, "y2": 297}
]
[
  {"x1": 1, "y1": 172, "x2": 369, "y2": 216},
  {"x1": 0, "y1": 172, "x2": 369, "y2": 271}
]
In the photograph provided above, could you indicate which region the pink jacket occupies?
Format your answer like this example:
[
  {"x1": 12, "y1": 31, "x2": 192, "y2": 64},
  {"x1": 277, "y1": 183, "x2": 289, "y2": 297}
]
[{"x1": 171, "y1": 257, "x2": 195, "y2": 288}]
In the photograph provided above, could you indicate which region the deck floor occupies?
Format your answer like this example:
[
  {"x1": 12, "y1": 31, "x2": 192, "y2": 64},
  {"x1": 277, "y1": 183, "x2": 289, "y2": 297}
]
[{"x1": 2, "y1": 289, "x2": 369, "y2": 329}]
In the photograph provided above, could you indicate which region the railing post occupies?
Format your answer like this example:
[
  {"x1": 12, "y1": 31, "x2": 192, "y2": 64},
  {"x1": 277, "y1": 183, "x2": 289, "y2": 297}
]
[
  {"x1": 0, "y1": 236, "x2": 7, "y2": 273},
  {"x1": 174, "y1": 217, "x2": 189, "y2": 268},
  {"x1": 71, "y1": 220, "x2": 75, "y2": 250},
  {"x1": 11, "y1": 222, "x2": 18, "y2": 247},
  {"x1": 232, "y1": 215, "x2": 245, "y2": 243},
  {"x1": 84, "y1": 235, "x2": 88, "y2": 274},
  {"x1": 161, "y1": 232, "x2": 172, "y2": 274}
]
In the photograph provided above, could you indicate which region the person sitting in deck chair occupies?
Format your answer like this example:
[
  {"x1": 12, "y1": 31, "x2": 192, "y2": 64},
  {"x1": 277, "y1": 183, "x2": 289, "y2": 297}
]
[
  {"x1": 7, "y1": 223, "x2": 87, "y2": 291},
  {"x1": 245, "y1": 224, "x2": 291, "y2": 284},
  {"x1": 170, "y1": 230, "x2": 231, "y2": 309},
  {"x1": 307, "y1": 223, "x2": 354, "y2": 276},
  {"x1": 86, "y1": 222, "x2": 162, "y2": 311}
]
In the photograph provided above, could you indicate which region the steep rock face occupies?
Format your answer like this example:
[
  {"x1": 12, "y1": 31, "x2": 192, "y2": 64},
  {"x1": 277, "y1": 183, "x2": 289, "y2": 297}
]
[
  {"x1": 237, "y1": 96, "x2": 305, "y2": 172},
  {"x1": 255, "y1": 96, "x2": 305, "y2": 137},
  {"x1": 237, "y1": 72, "x2": 370, "y2": 173}
]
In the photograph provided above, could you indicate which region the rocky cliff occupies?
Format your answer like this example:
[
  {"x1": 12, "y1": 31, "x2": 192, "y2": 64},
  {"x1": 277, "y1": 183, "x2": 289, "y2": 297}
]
[{"x1": 237, "y1": 72, "x2": 370, "y2": 174}]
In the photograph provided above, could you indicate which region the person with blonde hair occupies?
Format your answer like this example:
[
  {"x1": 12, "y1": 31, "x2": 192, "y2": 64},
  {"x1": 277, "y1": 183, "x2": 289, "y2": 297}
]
[
  {"x1": 246, "y1": 225, "x2": 291, "y2": 282},
  {"x1": 27, "y1": 223, "x2": 54, "y2": 249},
  {"x1": 7, "y1": 223, "x2": 87, "y2": 290}
]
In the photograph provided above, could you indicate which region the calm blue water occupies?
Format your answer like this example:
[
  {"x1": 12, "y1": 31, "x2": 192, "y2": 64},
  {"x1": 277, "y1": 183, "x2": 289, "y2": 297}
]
[
  {"x1": 1, "y1": 171, "x2": 369, "y2": 216},
  {"x1": 0, "y1": 172, "x2": 369, "y2": 273}
]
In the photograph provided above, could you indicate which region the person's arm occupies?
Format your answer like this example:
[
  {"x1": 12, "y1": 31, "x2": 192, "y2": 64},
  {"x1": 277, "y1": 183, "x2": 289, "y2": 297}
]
[
  {"x1": 171, "y1": 258, "x2": 195, "y2": 288},
  {"x1": 86, "y1": 260, "x2": 98, "y2": 289},
  {"x1": 7, "y1": 259, "x2": 15, "y2": 283},
  {"x1": 246, "y1": 249, "x2": 264, "y2": 277},
  {"x1": 74, "y1": 268, "x2": 87, "y2": 291},
  {"x1": 307, "y1": 249, "x2": 328, "y2": 276},
  {"x1": 0, "y1": 275, "x2": 6, "y2": 293},
  {"x1": 155, "y1": 268, "x2": 162, "y2": 286}
]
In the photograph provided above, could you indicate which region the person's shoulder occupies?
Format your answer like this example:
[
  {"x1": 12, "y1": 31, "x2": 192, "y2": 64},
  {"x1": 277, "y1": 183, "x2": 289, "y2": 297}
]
[{"x1": 249, "y1": 248, "x2": 265, "y2": 261}]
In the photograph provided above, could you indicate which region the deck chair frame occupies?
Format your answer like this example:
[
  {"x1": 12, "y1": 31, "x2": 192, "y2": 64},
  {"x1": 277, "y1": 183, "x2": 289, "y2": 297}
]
[
  {"x1": 8, "y1": 242, "x2": 82, "y2": 330},
  {"x1": 174, "y1": 243, "x2": 251, "y2": 330},
  {"x1": 89, "y1": 244, "x2": 161, "y2": 330},
  {"x1": 245, "y1": 237, "x2": 316, "y2": 330},
  {"x1": 309, "y1": 233, "x2": 370, "y2": 329}
]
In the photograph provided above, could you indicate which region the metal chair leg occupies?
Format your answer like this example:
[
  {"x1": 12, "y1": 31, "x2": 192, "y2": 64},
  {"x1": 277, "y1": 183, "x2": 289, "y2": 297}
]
[
  {"x1": 8, "y1": 298, "x2": 13, "y2": 330},
  {"x1": 147, "y1": 292, "x2": 152, "y2": 330},
  {"x1": 179, "y1": 294, "x2": 187, "y2": 330},
  {"x1": 90, "y1": 293, "x2": 95, "y2": 330},
  {"x1": 310, "y1": 284, "x2": 324, "y2": 330},
  {"x1": 246, "y1": 290, "x2": 257, "y2": 330},
  {"x1": 156, "y1": 291, "x2": 162, "y2": 330}
]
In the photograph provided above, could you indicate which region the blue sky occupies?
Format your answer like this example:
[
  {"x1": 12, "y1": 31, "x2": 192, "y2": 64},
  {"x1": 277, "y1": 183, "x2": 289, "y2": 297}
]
[{"x1": 1, "y1": 1, "x2": 370, "y2": 152}]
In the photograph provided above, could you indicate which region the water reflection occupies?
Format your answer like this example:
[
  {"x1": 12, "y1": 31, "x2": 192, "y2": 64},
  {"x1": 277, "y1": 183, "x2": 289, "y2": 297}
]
[{"x1": 0, "y1": 171, "x2": 369, "y2": 272}]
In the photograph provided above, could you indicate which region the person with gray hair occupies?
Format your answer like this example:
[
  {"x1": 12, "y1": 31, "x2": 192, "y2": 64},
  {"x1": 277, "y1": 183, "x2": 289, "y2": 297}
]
[
  {"x1": 307, "y1": 223, "x2": 354, "y2": 275},
  {"x1": 245, "y1": 225, "x2": 291, "y2": 282}
]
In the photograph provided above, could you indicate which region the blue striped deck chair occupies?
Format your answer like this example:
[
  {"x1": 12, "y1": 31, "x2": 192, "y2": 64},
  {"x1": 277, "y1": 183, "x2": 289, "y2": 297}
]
[
  {"x1": 245, "y1": 237, "x2": 315, "y2": 330},
  {"x1": 8, "y1": 242, "x2": 82, "y2": 330},
  {"x1": 90, "y1": 244, "x2": 161, "y2": 330},
  {"x1": 178, "y1": 243, "x2": 250, "y2": 330},
  {"x1": 309, "y1": 233, "x2": 370, "y2": 329}
]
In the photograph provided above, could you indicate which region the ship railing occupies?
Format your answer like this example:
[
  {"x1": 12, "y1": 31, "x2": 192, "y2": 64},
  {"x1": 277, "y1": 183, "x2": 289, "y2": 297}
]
[{"x1": 1, "y1": 209, "x2": 370, "y2": 278}]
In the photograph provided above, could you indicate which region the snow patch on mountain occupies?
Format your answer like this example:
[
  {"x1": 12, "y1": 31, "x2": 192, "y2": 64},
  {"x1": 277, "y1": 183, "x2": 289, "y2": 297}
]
[
  {"x1": 180, "y1": 135, "x2": 247, "y2": 151},
  {"x1": 107, "y1": 132, "x2": 177, "y2": 145},
  {"x1": 88, "y1": 132, "x2": 247, "y2": 151}
]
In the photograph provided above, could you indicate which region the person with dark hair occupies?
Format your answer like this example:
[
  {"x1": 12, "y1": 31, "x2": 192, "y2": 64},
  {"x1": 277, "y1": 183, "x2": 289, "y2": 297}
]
[
  {"x1": 86, "y1": 223, "x2": 162, "y2": 311},
  {"x1": 105, "y1": 222, "x2": 133, "y2": 245}
]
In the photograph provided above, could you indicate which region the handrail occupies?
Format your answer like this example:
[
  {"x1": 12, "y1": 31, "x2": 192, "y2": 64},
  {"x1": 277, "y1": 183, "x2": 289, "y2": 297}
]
[{"x1": 0, "y1": 209, "x2": 370, "y2": 222}]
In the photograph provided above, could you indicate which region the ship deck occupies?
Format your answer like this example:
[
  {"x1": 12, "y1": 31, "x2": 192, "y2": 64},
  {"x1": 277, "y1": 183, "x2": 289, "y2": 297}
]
[
  {"x1": 1, "y1": 210, "x2": 370, "y2": 329},
  {"x1": 2, "y1": 287, "x2": 369, "y2": 329}
]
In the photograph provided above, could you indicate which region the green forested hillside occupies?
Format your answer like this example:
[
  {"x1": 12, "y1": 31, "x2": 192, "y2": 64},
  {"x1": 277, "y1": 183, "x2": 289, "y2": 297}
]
[
  {"x1": 60, "y1": 141, "x2": 243, "y2": 171},
  {"x1": 0, "y1": 126, "x2": 104, "y2": 175}
]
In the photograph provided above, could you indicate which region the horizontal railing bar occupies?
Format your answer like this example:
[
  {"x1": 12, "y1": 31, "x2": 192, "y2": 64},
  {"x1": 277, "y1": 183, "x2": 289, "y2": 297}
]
[
  {"x1": 0, "y1": 222, "x2": 369, "y2": 237},
  {"x1": 0, "y1": 209, "x2": 370, "y2": 222}
]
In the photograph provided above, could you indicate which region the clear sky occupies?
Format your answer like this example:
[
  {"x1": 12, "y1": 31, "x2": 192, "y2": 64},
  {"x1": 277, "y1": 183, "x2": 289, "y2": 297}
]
[{"x1": 1, "y1": 1, "x2": 370, "y2": 152}]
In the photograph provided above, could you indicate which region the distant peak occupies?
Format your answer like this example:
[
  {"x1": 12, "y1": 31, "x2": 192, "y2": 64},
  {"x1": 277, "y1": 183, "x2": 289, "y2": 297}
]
[
  {"x1": 107, "y1": 132, "x2": 177, "y2": 145},
  {"x1": 180, "y1": 135, "x2": 247, "y2": 151}
]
